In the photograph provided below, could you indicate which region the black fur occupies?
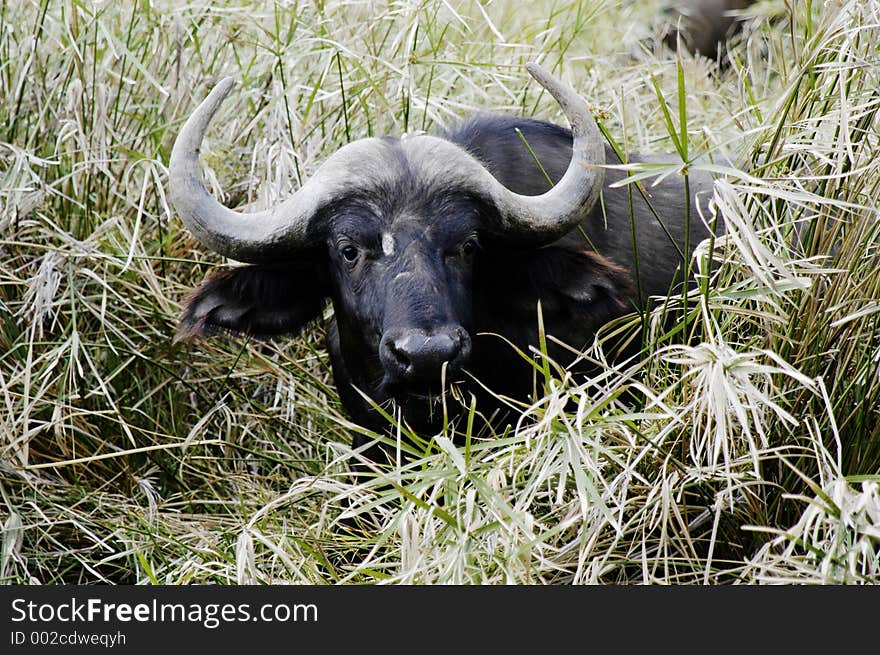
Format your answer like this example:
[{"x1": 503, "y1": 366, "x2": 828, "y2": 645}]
[
  {"x1": 178, "y1": 114, "x2": 717, "y2": 449},
  {"x1": 663, "y1": 0, "x2": 756, "y2": 62},
  {"x1": 176, "y1": 255, "x2": 328, "y2": 341}
]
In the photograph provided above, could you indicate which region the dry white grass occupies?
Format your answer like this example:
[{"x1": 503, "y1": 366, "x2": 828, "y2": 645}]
[{"x1": 1, "y1": 0, "x2": 878, "y2": 585}]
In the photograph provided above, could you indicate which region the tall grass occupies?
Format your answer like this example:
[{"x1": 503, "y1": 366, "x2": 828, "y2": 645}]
[{"x1": 1, "y1": 0, "x2": 877, "y2": 584}]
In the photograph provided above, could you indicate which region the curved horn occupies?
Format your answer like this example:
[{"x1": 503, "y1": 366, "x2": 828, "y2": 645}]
[
  {"x1": 397, "y1": 64, "x2": 605, "y2": 243},
  {"x1": 169, "y1": 64, "x2": 603, "y2": 261},
  {"x1": 474, "y1": 63, "x2": 605, "y2": 241},
  {"x1": 169, "y1": 78, "x2": 394, "y2": 263}
]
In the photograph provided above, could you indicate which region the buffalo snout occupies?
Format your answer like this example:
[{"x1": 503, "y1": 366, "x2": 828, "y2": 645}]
[{"x1": 380, "y1": 326, "x2": 471, "y2": 387}]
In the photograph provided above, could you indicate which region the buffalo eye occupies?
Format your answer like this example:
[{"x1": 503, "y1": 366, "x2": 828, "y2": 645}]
[
  {"x1": 460, "y1": 238, "x2": 479, "y2": 257},
  {"x1": 339, "y1": 244, "x2": 359, "y2": 264}
]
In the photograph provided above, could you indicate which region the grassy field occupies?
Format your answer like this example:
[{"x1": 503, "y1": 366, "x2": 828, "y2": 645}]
[{"x1": 1, "y1": 0, "x2": 878, "y2": 584}]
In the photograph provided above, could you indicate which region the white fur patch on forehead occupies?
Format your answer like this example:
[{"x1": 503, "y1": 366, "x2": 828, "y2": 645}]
[{"x1": 382, "y1": 232, "x2": 395, "y2": 256}]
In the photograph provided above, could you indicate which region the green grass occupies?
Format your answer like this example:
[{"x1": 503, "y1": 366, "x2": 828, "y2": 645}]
[{"x1": 1, "y1": 0, "x2": 878, "y2": 584}]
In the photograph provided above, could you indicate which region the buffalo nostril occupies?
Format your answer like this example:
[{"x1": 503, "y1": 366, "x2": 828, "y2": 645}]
[
  {"x1": 382, "y1": 329, "x2": 464, "y2": 382},
  {"x1": 399, "y1": 332, "x2": 458, "y2": 369},
  {"x1": 387, "y1": 338, "x2": 412, "y2": 371}
]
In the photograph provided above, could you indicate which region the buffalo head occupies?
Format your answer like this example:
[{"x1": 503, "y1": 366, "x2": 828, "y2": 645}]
[{"x1": 170, "y1": 65, "x2": 616, "y2": 434}]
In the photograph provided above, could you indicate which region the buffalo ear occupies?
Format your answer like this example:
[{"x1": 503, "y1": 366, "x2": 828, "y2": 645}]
[
  {"x1": 550, "y1": 248, "x2": 633, "y2": 313},
  {"x1": 175, "y1": 257, "x2": 328, "y2": 342},
  {"x1": 476, "y1": 244, "x2": 634, "y2": 340}
]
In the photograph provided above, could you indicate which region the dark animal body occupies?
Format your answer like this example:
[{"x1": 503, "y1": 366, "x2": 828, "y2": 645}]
[
  {"x1": 665, "y1": 0, "x2": 757, "y2": 61},
  {"x1": 170, "y1": 66, "x2": 716, "y2": 456}
]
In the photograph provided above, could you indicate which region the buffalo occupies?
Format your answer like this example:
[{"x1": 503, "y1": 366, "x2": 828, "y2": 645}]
[
  {"x1": 664, "y1": 0, "x2": 757, "y2": 61},
  {"x1": 169, "y1": 64, "x2": 717, "y2": 456}
]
